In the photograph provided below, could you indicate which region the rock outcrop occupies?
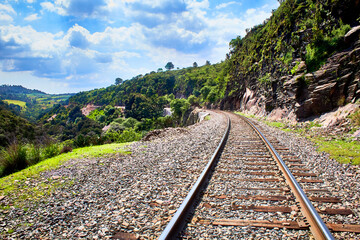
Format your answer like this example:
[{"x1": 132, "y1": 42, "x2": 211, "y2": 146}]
[{"x1": 223, "y1": 26, "x2": 360, "y2": 121}]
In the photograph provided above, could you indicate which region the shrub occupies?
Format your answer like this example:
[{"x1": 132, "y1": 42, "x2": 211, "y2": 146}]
[
  {"x1": 73, "y1": 134, "x2": 90, "y2": 148},
  {"x1": 0, "y1": 142, "x2": 28, "y2": 177},
  {"x1": 121, "y1": 117, "x2": 139, "y2": 129},
  {"x1": 27, "y1": 144, "x2": 42, "y2": 165},
  {"x1": 43, "y1": 143, "x2": 60, "y2": 159},
  {"x1": 117, "y1": 128, "x2": 142, "y2": 143},
  {"x1": 60, "y1": 145, "x2": 73, "y2": 154}
]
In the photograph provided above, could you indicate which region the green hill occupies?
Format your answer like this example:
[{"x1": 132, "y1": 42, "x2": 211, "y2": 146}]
[
  {"x1": 0, "y1": 101, "x2": 40, "y2": 147},
  {"x1": 0, "y1": 85, "x2": 75, "y2": 121}
]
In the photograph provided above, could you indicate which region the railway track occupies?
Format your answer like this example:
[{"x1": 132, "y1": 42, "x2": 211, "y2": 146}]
[{"x1": 159, "y1": 112, "x2": 360, "y2": 239}]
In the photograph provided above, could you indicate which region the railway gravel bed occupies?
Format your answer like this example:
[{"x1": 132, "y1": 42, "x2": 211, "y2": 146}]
[
  {"x1": 0, "y1": 111, "x2": 227, "y2": 239},
  {"x1": 181, "y1": 113, "x2": 311, "y2": 239},
  {"x1": 249, "y1": 118, "x2": 360, "y2": 240}
]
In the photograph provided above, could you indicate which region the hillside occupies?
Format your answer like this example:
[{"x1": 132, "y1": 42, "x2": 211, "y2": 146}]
[
  {"x1": 69, "y1": 62, "x2": 229, "y2": 107},
  {"x1": 222, "y1": 0, "x2": 360, "y2": 120},
  {"x1": 0, "y1": 85, "x2": 75, "y2": 121},
  {"x1": 0, "y1": 101, "x2": 42, "y2": 147}
]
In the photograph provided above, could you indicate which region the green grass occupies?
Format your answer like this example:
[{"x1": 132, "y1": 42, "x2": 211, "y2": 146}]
[
  {"x1": 314, "y1": 139, "x2": 360, "y2": 165},
  {"x1": 3, "y1": 99, "x2": 26, "y2": 108},
  {"x1": 0, "y1": 143, "x2": 131, "y2": 207},
  {"x1": 204, "y1": 115, "x2": 211, "y2": 121}
]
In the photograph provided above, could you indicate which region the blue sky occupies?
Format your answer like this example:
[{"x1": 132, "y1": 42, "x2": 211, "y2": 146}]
[{"x1": 0, "y1": 0, "x2": 279, "y2": 94}]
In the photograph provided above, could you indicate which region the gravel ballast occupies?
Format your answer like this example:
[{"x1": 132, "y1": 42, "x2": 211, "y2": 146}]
[
  {"x1": 1, "y1": 111, "x2": 359, "y2": 239},
  {"x1": 1, "y1": 111, "x2": 227, "y2": 239}
]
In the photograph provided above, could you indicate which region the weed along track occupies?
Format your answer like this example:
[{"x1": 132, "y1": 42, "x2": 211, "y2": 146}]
[{"x1": 158, "y1": 112, "x2": 360, "y2": 239}]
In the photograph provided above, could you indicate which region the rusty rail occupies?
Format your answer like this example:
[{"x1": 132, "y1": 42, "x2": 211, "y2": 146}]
[
  {"x1": 158, "y1": 115, "x2": 231, "y2": 240},
  {"x1": 238, "y1": 115, "x2": 334, "y2": 240}
]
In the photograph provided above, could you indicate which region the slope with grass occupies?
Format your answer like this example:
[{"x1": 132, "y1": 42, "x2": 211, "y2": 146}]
[{"x1": 0, "y1": 142, "x2": 131, "y2": 208}]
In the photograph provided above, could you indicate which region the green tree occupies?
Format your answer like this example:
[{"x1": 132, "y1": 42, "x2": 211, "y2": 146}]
[
  {"x1": 165, "y1": 62, "x2": 174, "y2": 71},
  {"x1": 170, "y1": 98, "x2": 190, "y2": 119},
  {"x1": 115, "y1": 78, "x2": 123, "y2": 85},
  {"x1": 193, "y1": 62, "x2": 198, "y2": 68}
]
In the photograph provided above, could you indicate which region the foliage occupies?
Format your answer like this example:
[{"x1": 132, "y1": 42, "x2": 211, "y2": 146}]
[
  {"x1": 115, "y1": 78, "x2": 123, "y2": 85},
  {"x1": 104, "y1": 128, "x2": 142, "y2": 143},
  {"x1": 165, "y1": 62, "x2": 174, "y2": 70},
  {"x1": 0, "y1": 85, "x2": 74, "y2": 122},
  {"x1": 125, "y1": 94, "x2": 165, "y2": 120},
  {"x1": 170, "y1": 98, "x2": 190, "y2": 119},
  {"x1": 0, "y1": 143, "x2": 131, "y2": 208},
  {"x1": 0, "y1": 143, "x2": 27, "y2": 177},
  {"x1": 69, "y1": 62, "x2": 229, "y2": 108},
  {"x1": 0, "y1": 101, "x2": 42, "y2": 147},
  {"x1": 226, "y1": 0, "x2": 356, "y2": 100}
]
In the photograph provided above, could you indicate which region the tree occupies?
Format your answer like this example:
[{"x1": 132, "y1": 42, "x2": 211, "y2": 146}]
[
  {"x1": 193, "y1": 62, "x2": 198, "y2": 68},
  {"x1": 157, "y1": 68, "x2": 163, "y2": 72},
  {"x1": 115, "y1": 78, "x2": 123, "y2": 85},
  {"x1": 165, "y1": 62, "x2": 174, "y2": 71},
  {"x1": 205, "y1": 60, "x2": 211, "y2": 66}
]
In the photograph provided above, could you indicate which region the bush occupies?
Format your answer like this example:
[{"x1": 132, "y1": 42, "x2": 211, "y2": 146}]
[
  {"x1": 117, "y1": 128, "x2": 142, "y2": 143},
  {"x1": 43, "y1": 143, "x2": 61, "y2": 159},
  {"x1": 27, "y1": 144, "x2": 42, "y2": 165},
  {"x1": 73, "y1": 134, "x2": 90, "y2": 148},
  {"x1": 60, "y1": 145, "x2": 73, "y2": 154},
  {"x1": 0, "y1": 142, "x2": 28, "y2": 177},
  {"x1": 121, "y1": 117, "x2": 139, "y2": 129}
]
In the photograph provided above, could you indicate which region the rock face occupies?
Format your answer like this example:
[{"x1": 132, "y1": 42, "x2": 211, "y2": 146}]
[{"x1": 222, "y1": 26, "x2": 360, "y2": 120}]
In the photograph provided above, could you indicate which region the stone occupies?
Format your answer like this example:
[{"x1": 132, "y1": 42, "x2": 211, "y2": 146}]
[{"x1": 344, "y1": 25, "x2": 360, "y2": 44}]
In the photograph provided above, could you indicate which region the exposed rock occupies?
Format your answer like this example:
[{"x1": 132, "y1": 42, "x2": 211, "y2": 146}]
[
  {"x1": 344, "y1": 25, "x2": 360, "y2": 45},
  {"x1": 316, "y1": 103, "x2": 359, "y2": 128},
  {"x1": 81, "y1": 104, "x2": 101, "y2": 116},
  {"x1": 295, "y1": 61, "x2": 307, "y2": 73}
]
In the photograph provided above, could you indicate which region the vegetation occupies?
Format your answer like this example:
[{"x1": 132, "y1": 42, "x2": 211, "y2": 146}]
[
  {"x1": 0, "y1": 85, "x2": 74, "y2": 122},
  {"x1": 69, "y1": 62, "x2": 229, "y2": 108},
  {"x1": 314, "y1": 138, "x2": 360, "y2": 165},
  {"x1": 0, "y1": 101, "x2": 43, "y2": 148},
  {"x1": 3, "y1": 100, "x2": 27, "y2": 108},
  {"x1": 226, "y1": 0, "x2": 357, "y2": 100},
  {"x1": 0, "y1": 143, "x2": 131, "y2": 207}
]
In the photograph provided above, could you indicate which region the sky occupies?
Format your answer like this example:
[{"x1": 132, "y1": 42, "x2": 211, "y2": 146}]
[{"x1": 0, "y1": 0, "x2": 279, "y2": 94}]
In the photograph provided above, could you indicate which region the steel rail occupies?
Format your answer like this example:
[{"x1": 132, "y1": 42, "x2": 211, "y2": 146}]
[
  {"x1": 158, "y1": 114, "x2": 231, "y2": 240},
  {"x1": 238, "y1": 115, "x2": 334, "y2": 240}
]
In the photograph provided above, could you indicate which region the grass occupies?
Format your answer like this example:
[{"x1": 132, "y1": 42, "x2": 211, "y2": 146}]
[
  {"x1": 234, "y1": 111, "x2": 360, "y2": 165},
  {"x1": 3, "y1": 100, "x2": 26, "y2": 108},
  {"x1": 204, "y1": 115, "x2": 211, "y2": 121},
  {"x1": 0, "y1": 143, "x2": 131, "y2": 208},
  {"x1": 314, "y1": 139, "x2": 360, "y2": 165}
]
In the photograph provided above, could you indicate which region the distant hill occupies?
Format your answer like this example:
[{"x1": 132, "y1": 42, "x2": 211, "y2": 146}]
[
  {"x1": 0, "y1": 101, "x2": 42, "y2": 147},
  {"x1": 0, "y1": 85, "x2": 46, "y2": 96},
  {"x1": 0, "y1": 85, "x2": 75, "y2": 121}
]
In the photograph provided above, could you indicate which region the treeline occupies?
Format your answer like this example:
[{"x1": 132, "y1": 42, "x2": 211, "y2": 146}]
[{"x1": 70, "y1": 62, "x2": 230, "y2": 108}]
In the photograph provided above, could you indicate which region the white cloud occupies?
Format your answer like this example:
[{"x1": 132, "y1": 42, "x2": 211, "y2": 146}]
[
  {"x1": 215, "y1": 1, "x2": 239, "y2": 10},
  {"x1": 24, "y1": 13, "x2": 40, "y2": 21},
  {"x1": 0, "y1": 3, "x2": 16, "y2": 15},
  {"x1": 40, "y1": 1, "x2": 67, "y2": 16},
  {"x1": 0, "y1": 3, "x2": 16, "y2": 24},
  {"x1": 0, "y1": 12, "x2": 13, "y2": 23}
]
